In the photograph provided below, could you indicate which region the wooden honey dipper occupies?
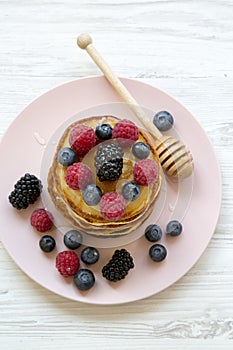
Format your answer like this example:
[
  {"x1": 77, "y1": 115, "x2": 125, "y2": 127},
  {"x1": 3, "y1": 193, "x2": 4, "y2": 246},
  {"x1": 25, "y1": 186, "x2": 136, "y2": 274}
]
[{"x1": 77, "y1": 33, "x2": 194, "y2": 178}]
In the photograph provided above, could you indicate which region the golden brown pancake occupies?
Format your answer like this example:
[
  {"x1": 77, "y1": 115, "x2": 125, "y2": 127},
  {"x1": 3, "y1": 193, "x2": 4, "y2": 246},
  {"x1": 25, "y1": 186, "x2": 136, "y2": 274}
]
[{"x1": 48, "y1": 116, "x2": 162, "y2": 237}]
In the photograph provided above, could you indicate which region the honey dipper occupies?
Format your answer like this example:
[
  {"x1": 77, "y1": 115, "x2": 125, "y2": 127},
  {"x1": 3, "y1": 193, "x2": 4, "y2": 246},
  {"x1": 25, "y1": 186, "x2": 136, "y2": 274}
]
[{"x1": 77, "y1": 33, "x2": 194, "y2": 178}]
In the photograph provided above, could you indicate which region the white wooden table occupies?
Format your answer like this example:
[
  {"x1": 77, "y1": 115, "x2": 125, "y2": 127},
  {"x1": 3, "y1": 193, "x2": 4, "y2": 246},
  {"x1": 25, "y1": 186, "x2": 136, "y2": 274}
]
[{"x1": 0, "y1": 1, "x2": 232, "y2": 349}]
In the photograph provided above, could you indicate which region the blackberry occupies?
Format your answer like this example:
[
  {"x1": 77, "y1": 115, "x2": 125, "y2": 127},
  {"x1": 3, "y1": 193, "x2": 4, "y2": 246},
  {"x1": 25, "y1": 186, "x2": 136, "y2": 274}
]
[
  {"x1": 95, "y1": 143, "x2": 124, "y2": 168},
  {"x1": 97, "y1": 159, "x2": 123, "y2": 182},
  {"x1": 8, "y1": 173, "x2": 42, "y2": 210},
  {"x1": 95, "y1": 143, "x2": 124, "y2": 182},
  {"x1": 102, "y1": 249, "x2": 134, "y2": 282}
]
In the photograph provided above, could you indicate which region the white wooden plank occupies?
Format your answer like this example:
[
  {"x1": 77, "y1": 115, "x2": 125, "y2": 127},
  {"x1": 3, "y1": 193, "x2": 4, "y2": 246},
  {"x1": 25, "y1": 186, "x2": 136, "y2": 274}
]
[{"x1": 0, "y1": 0, "x2": 232, "y2": 349}]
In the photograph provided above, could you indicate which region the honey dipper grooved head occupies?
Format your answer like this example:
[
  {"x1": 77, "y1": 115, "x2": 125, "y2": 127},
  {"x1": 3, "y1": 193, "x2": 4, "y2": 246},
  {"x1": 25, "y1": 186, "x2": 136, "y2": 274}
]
[{"x1": 156, "y1": 136, "x2": 194, "y2": 178}]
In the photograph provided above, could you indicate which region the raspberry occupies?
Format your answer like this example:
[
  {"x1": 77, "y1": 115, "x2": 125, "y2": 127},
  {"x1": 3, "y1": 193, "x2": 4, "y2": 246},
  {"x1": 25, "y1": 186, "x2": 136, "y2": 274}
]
[
  {"x1": 30, "y1": 208, "x2": 53, "y2": 232},
  {"x1": 56, "y1": 251, "x2": 80, "y2": 277},
  {"x1": 133, "y1": 159, "x2": 159, "y2": 186},
  {"x1": 112, "y1": 119, "x2": 139, "y2": 147},
  {"x1": 69, "y1": 125, "x2": 96, "y2": 157},
  {"x1": 100, "y1": 192, "x2": 126, "y2": 221},
  {"x1": 65, "y1": 162, "x2": 92, "y2": 190}
]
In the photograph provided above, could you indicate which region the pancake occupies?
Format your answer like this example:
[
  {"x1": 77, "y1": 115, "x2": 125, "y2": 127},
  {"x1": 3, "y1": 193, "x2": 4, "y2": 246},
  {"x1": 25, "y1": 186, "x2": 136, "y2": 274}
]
[{"x1": 48, "y1": 115, "x2": 162, "y2": 237}]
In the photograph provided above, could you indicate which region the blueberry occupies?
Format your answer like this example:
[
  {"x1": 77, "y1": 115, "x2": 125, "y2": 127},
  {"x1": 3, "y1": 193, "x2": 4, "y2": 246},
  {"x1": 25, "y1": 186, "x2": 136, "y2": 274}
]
[
  {"x1": 95, "y1": 123, "x2": 113, "y2": 140},
  {"x1": 82, "y1": 184, "x2": 102, "y2": 206},
  {"x1": 145, "y1": 224, "x2": 162, "y2": 242},
  {"x1": 74, "y1": 269, "x2": 95, "y2": 291},
  {"x1": 166, "y1": 220, "x2": 182, "y2": 236},
  {"x1": 81, "y1": 247, "x2": 99, "y2": 265},
  {"x1": 153, "y1": 111, "x2": 174, "y2": 131},
  {"x1": 39, "y1": 235, "x2": 56, "y2": 253},
  {"x1": 149, "y1": 244, "x2": 167, "y2": 262},
  {"x1": 57, "y1": 147, "x2": 76, "y2": 166},
  {"x1": 122, "y1": 182, "x2": 140, "y2": 201},
  {"x1": 132, "y1": 142, "x2": 150, "y2": 159},
  {"x1": 63, "y1": 230, "x2": 83, "y2": 250}
]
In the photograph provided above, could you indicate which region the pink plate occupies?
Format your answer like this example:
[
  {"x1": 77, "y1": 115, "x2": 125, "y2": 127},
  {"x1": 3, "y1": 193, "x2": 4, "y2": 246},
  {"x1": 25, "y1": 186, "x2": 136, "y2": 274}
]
[{"x1": 0, "y1": 77, "x2": 221, "y2": 304}]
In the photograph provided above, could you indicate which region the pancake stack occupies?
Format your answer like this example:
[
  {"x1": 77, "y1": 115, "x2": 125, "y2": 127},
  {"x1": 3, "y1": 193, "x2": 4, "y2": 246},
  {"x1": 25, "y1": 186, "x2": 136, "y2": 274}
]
[{"x1": 47, "y1": 115, "x2": 162, "y2": 237}]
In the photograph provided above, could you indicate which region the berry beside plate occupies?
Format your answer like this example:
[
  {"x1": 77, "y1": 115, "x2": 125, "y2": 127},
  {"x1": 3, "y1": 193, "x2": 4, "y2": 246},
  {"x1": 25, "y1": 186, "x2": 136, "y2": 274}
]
[{"x1": 8, "y1": 173, "x2": 42, "y2": 210}]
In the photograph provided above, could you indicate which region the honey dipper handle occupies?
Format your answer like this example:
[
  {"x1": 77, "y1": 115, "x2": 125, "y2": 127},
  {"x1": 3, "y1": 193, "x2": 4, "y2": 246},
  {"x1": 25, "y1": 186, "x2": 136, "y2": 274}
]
[{"x1": 77, "y1": 33, "x2": 162, "y2": 141}]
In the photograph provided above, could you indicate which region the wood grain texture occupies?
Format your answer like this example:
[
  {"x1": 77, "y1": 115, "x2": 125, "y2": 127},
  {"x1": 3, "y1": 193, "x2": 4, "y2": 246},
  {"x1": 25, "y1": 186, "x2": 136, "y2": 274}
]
[{"x1": 0, "y1": 1, "x2": 233, "y2": 349}]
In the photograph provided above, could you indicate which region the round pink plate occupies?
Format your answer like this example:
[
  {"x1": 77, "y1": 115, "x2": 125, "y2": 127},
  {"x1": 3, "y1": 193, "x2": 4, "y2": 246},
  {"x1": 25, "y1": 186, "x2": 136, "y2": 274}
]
[{"x1": 0, "y1": 77, "x2": 221, "y2": 304}]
